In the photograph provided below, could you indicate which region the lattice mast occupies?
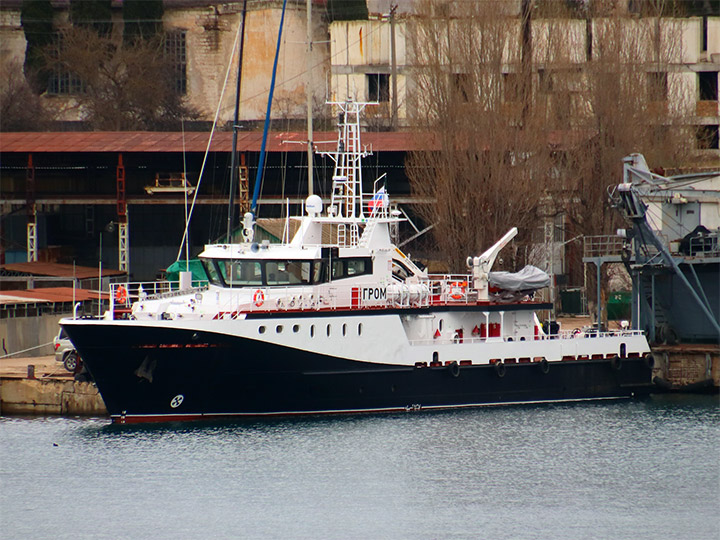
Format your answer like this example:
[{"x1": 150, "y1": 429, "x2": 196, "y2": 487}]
[{"x1": 320, "y1": 100, "x2": 373, "y2": 220}]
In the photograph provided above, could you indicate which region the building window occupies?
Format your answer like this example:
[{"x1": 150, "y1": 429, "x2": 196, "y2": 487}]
[
  {"x1": 47, "y1": 38, "x2": 84, "y2": 95},
  {"x1": 696, "y1": 125, "x2": 719, "y2": 150},
  {"x1": 699, "y1": 71, "x2": 718, "y2": 101},
  {"x1": 367, "y1": 73, "x2": 389, "y2": 102},
  {"x1": 647, "y1": 72, "x2": 668, "y2": 102},
  {"x1": 503, "y1": 73, "x2": 520, "y2": 102},
  {"x1": 165, "y1": 30, "x2": 187, "y2": 95},
  {"x1": 538, "y1": 69, "x2": 553, "y2": 94},
  {"x1": 451, "y1": 73, "x2": 472, "y2": 102},
  {"x1": 47, "y1": 70, "x2": 84, "y2": 95}
]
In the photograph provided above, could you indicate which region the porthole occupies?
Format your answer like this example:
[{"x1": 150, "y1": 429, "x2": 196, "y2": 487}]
[
  {"x1": 358, "y1": 322, "x2": 363, "y2": 336},
  {"x1": 293, "y1": 324, "x2": 300, "y2": 333},
  {"x1": 326, "y1": 324, "x2": 331, "y2": 337},
  {"x1": 342, "y1": 323, "x2": 347, "y2": 336},
  {"x1": 310, "y1": 325, "x2": 315, "y2": 338},
  {"x1": 258, "y1": 326, "x2": 266, "y2": 334},
  {"x1": 276, "y1": 325, "x2": 283, "y2": 333}
]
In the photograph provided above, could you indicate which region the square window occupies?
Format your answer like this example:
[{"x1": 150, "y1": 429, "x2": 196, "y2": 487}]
[
  {"x1": 647, "y1": 72, "x2": 668, "y2": 102},
  {"x1": 503, "y1": 73, "x2": 520, "y2": 102},
  {"x1": 699, "y1": 71, "x2": 718, "y2": 102},
  {"x1": 367, "y1": 73, "x2": 389, "y2": 102},
  {"x1": 696, "y1": 125, "x2": 719, "y2": 150},
  {"x1": 452, "y1": 73, "x2": 472, "y2": 102}
]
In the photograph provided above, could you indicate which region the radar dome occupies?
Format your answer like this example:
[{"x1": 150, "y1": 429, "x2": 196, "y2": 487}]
[{"x1": 306, "y1": 194, "x2": 323, "y2": 216}]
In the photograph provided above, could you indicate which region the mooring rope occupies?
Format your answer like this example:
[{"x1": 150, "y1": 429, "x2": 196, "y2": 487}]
[{"x1": 0, "y1": 341, "x2": 54, "y2": 360}]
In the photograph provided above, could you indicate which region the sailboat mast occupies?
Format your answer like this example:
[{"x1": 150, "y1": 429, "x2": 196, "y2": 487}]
[
  {"x1": 227, "y1": 0, "x2": 248, "y2": 243},
  {"x1": 306, "y1": 0, "x2": 313, "y2": 196}
]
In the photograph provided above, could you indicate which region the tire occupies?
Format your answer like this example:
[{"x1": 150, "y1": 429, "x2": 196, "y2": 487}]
[
  {"x1": 495, "y1": 362, "x2": 506, "y2": 378},
  {"x1": 448, "y1": 361, "x2": 460, "y2": 378},
  {"x1": 644, "y1": 354, "x2": 655, "y2": 369},
  {"x1": 540, "y1": 358, "x2": 550, "y2": 374},
  {"x1": 64, "y1": 351, "x2": 79, "y2": 372},
  {"x1": 610, "y1": 356, "x2": 622, "y2": 371}
]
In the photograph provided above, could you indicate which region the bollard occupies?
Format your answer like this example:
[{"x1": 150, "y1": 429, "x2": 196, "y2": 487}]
[{"x1": 27, "y1": 364, "x2": 36, "y2": 379}]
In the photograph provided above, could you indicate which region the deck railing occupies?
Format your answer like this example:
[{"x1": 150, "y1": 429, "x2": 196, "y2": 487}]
[{"x1": 108, "y1": 272, "x2": 545, "y2": 318}]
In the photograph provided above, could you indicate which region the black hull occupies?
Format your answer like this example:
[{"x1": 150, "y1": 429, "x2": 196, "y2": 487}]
[{"x1": 64, "y1": 324, "x2": 655, "y2": 423}]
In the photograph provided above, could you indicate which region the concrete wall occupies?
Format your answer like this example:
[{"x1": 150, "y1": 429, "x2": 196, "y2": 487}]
[
  {"x1": 0, "y1": 378, "x2": 106, "y2": 416},
  {"x1": 330, "y1": 19, "x2": 407, "y2": 121},
  {"x1": 164, "y1": 2, "x2": 329, "y2": 124},
  {"x1": 0, "y1": 313, "x2": 65, "y2": 359}
]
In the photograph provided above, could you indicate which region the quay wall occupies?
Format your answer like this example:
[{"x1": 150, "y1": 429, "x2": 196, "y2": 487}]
[
  {"x1": 0, "y1": 377, "x2": 107, "y2": 416},
  {"x1": 0, "y1": 314, "x2": 64, "y2": 358},
  {"x1": 652, "y1": 346, "x2": 720, "y2": 391}
]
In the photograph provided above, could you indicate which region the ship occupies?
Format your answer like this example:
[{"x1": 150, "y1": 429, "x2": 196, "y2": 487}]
[{"x1": 61, "y1": 100, "x2": 654, "y2": 424}]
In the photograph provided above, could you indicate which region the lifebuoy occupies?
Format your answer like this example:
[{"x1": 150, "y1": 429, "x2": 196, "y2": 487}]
[
  {"x1": 449, "y1": 281, "x2": 466, "y2": 300},
  {"x1": 253, "y1": 289, "x2": 265, "y2": 307},
  {"x1": 115, "y1": 285, "x2": 128, "y2": 303}
]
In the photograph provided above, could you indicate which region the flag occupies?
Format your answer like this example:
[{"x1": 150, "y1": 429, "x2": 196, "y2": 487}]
[{"x1": 368, "y1": 187, "x2": 388, "y2": 212}]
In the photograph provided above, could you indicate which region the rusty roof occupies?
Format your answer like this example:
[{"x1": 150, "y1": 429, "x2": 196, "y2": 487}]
[
  {"x1": 0, "y1": 287, "x2": 106, "y2": 305},
  {"x1": 0, "y1": 262, "x2": 126, "y2": 279},
  {"x1": 0, "y1": 131, "x2": 434, "y2": 154}
]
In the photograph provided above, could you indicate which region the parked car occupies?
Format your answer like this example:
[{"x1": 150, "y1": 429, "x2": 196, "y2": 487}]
[{"x1": 53, "y1": 327, "x2": 82, "y2": 372}]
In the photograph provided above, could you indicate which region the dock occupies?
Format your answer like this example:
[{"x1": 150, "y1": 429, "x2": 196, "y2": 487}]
[{"x1": 0, "y1": 355, "x2": 107, "y2": 417}]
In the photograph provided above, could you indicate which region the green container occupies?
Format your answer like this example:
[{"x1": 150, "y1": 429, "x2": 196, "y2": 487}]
[
  {"x1": 559, "y1": 288, "x2": 583, "y2": 315},
  {"x1": 607, "y1": 291, "x2": 631, "y2": 320}
]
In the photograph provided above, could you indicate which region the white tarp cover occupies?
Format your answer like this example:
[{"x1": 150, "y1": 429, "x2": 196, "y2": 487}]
[{"x1": 489, "y1": 265, "x2": 550, "y2": 291}]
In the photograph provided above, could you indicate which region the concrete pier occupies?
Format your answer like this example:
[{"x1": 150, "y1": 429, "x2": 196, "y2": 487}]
[{"x1": 0, "y1": 355, "x2": 107, "y2": 417}]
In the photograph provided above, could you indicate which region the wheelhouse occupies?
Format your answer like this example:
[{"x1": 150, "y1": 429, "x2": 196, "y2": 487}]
[{"x1": 201, "y1": 256, "x2": 374, "y2": 288}]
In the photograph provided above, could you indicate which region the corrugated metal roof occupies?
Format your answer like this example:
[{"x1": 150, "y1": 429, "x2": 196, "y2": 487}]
[
  {"x1": 0, "y1": 131, "x2": 433, "y2": 154},
  {"x1": 1, "y1": 262, "x2": 126, "y2": 279},
  {"x1": 0, "y1": 287, "x2": 105, "y2": 305}
]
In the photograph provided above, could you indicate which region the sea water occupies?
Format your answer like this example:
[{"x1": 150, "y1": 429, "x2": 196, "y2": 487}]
[{"x1": 1, "y1": 394, "x2": 718, "y2": 540}]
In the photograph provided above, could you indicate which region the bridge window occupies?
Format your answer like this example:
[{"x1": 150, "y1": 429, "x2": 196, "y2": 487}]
[
  {"x1": 331, "y1": 257, "x2": 372, "y2": 280},
  {"x1": 219, "y1": 260, "x2": 262, "y2": 286}
]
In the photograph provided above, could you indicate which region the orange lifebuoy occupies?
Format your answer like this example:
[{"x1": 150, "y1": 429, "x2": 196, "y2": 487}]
[
  {"x1": 253, "y1": 289, "x2": 265, "y2": 307},
  {"x1": 115, "y1": 285, "x2": 128, "y2": 303},
  {"x1": 449, "y1": 281, "x2": 466, "y2": 300}
]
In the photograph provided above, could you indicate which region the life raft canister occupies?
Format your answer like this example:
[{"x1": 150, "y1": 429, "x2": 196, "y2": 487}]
[
  {"x1": 253, "y1": 289, "x2": 265, "y2": 307},
  {"x1": 115, "y1": 285, "x2": 128, "y2": 303}
]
